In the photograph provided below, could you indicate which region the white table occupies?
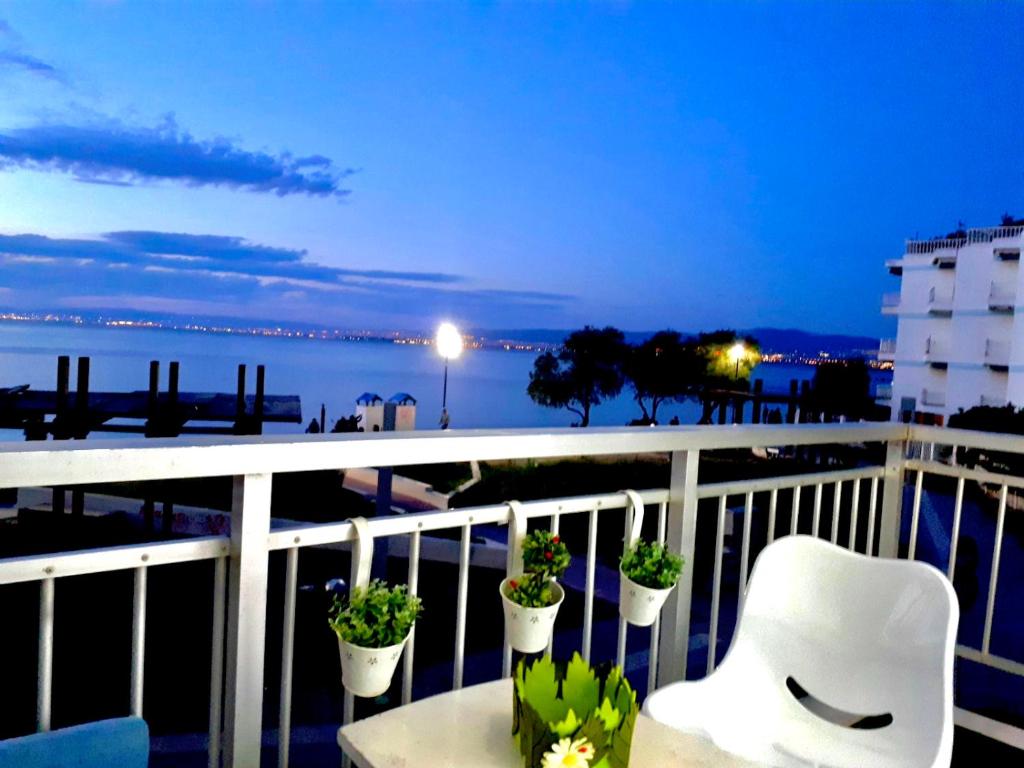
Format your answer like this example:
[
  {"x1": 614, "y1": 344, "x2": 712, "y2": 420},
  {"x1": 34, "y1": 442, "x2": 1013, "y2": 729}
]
[{"x1": 338, "y1": 678, "x2": 756, "y2": 767}]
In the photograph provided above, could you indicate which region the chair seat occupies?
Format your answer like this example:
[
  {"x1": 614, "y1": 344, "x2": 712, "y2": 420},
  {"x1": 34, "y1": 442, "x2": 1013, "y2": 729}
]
[{"x1": 0, "y1": 717, "x2": 149, "y2": 768}]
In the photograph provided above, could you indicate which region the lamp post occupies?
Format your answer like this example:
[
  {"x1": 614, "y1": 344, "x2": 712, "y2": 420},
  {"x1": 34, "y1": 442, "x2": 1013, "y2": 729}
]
[
  {"x1": 728, "y1": 342, "x2": 745, "y2": 380},
  {"x1": 435, "y1": 322, "x2": 464, "y2": 428}
]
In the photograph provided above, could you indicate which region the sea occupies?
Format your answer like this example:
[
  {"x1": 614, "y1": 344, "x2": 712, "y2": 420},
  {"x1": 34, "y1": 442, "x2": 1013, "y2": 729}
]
[{"x1": 0, "y1": 322, "x2": 891, "y2": 440}]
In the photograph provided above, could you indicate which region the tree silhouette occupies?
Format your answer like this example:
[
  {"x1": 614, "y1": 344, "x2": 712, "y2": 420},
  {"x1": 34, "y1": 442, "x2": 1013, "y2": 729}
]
[
  {"x1": 527, "y1": 326, "x2": 627, "y2": 427},
  {"x1": 697, "y1": 330, "x2": 761, "y2": 389},
  {"x1": 624, "y1": 330, "x2": 705, "y2": 424},
  {"x1": 811, "y1": 359, "x2": 872, "y2": 419}
]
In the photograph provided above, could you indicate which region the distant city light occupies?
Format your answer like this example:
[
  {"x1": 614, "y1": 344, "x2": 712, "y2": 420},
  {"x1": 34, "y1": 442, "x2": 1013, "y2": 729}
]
[{"x1": 435, "y1": 322, "x2": 464, "y2": 360}]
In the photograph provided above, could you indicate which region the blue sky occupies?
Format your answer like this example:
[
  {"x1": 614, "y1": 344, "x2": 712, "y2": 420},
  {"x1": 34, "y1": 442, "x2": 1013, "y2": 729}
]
[{"x1": 0, "y1": 2, "x2": 1021, "y2": 336}]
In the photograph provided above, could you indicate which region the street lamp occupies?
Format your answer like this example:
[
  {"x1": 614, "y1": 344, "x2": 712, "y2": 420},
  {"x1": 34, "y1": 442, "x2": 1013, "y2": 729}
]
[
  {"x1": 728, "y1": 342, "x2": 745, "y2": 380},
  {"x1": 435, "y1": 322, "x2": 464, "y2": 428}
]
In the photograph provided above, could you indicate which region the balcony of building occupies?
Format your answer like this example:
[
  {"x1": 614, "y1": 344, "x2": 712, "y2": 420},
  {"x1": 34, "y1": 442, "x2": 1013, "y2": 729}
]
[
  {"x1": 878, "y1": 338, "x2": 896, "y2": 361},
  {"x1": 928, "y1": 287, "x2": 954, "y2": 316},
  {"x1": 995, "y1": 247, "x2": 1021, "y2": 262},
  {"x1": 0, "y1": 424, "x2": 1021, "y2": 767},
  {"x1": 886, "y1": 258, "x2": 904, "y2": 276},
  {"x1": 906, "y1": 237, "x2": 966, "y2": 255},
  {"x1": 881, "y1": 292, "x2": 901, "y2": 315},
  {"x1": 985, "y1": 339, "x2": 1011, "y2": 370},
  {"x1": 989, "y1": 283, "x2": 1017, "y2": 313},
  {"x1": 925, "y1": 336, "x2": 950, "y2": 367}
]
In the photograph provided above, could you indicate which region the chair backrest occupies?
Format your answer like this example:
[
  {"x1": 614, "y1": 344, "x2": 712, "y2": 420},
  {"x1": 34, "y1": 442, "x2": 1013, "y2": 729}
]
[
  {"x1": 729, "y1": 535, "x2": 958, "y2": 734},
  {"x1": 0, "y1": 717, "x2": 149, "y2": 768}
]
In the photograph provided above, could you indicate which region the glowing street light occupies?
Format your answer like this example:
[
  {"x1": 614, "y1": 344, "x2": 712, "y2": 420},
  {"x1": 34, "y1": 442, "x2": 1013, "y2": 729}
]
[
  {"x1": 435, "y1": 322, "x2": 464, "y2": 428},
  {"x1": 728, "y1": 342, "x2": 746, "y2": 379}
]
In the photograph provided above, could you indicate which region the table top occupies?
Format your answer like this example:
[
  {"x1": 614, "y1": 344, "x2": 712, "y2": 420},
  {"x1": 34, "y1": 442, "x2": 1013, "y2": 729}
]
[{"x1": 338, "y1": 678, "x2": 755, "y2": 767}]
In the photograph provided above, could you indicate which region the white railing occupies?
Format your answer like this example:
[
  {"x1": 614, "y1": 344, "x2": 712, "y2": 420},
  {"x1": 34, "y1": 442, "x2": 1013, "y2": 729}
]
[
  {"x1": 989, "y1": 282, "x2": 1016, "y2": 312},
  {"x1": 980, "y1": 394, "x2": 1007, "y2": 408},
  {"x1": 906, "y1": 226, "x2": 1024, "y2": 253},
  {"x1": 878, "y1": 338, "x2": 896, "y2": 358},
  {"x1": 985, "y1": 338, "x2": 1011, "y2": 367},
  {"x1": 881, "y1": 292, "x2": 901, "y2": 311},
  {"x1": 1, "y1": 423, "x2": 1023, "y2": 763},
  {"x1": 921, "y1": 389, "x2": 947, "y2": 407}
]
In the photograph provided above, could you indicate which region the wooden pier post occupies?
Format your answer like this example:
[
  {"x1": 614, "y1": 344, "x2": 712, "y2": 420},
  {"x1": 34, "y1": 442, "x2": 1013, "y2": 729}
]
[
  {"x1": 254, "y1": 365, "x2": 265, "y2": 436},
  {"x1": 235, "y1": 364, "x2": 247, "y2": 434},
  {"x1": 752, "y1": 380, "x2": 763, "y2": 424}
]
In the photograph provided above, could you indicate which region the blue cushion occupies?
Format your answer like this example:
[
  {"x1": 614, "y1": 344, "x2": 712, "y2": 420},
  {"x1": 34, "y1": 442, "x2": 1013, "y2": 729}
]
[{"x1": 0, "y1": 717, "x2": 149, "y2": 768}]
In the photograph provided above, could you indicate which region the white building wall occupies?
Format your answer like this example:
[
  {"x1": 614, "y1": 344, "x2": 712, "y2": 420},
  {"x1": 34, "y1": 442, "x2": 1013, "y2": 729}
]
[{"x1": 883, "y1": 226, "x2": 1023, "y2": 421}]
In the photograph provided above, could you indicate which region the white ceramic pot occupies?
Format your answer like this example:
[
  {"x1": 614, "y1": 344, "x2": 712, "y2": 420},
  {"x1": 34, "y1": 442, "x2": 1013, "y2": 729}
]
[
  {"x1": 338, "y1": 634, "x2": 409, "y2": 697},
  {"x1": 619, "y1": 569, "x2": 675, "y2": 627},
  {"x1": 500, "y1": 577, "x2": 565, "y2": 653}
]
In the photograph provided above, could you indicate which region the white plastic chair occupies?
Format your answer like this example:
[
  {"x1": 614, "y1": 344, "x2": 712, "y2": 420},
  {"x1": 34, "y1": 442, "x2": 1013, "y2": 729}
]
[{"x1": 644, "y1": 535, "x2": 958, "y2": 768}]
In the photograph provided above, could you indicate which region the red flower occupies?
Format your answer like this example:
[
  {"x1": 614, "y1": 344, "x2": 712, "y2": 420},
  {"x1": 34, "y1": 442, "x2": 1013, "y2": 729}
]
[
  {"x1": 545, "y1": 551, "x2": 553, "y2": 560},
  {"x1": 509, "y1": 579, "x2": 518, "y2": 589},
  {"x1": 552, "y1": 536, "x2": 560, "y2": 544}
]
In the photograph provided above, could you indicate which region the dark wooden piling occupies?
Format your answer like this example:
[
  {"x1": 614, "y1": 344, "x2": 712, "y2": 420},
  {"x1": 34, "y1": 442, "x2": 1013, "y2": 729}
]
[{"x1": 254, "y1": 365, "x2": 265, "y2": 436}]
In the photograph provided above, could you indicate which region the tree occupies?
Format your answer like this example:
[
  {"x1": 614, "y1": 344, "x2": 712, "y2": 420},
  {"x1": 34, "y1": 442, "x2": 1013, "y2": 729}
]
[
  {"x1": 527, "y1": 326, "x2": 627, "y2": 427},
  {"x1": 696, "y1": 330, "x2": 761, "y2": 389},
  {"x1": 811, "y1": 358, "x2": 872, "y2": 419},
  {"x1": 624, "y1": 330, "x2": 705, "y2": 424}
]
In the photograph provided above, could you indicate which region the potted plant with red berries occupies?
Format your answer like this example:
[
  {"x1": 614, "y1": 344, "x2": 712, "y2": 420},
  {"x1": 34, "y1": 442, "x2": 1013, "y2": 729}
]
[{"x1": 500, "y1": 530, "x2": 571, "y2": 652}]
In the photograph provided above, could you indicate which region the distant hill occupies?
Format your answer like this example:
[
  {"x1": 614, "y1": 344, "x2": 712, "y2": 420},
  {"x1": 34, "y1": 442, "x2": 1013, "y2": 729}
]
[{"x1": 476, "y1": 327, "x2": 879, "y2": 356}]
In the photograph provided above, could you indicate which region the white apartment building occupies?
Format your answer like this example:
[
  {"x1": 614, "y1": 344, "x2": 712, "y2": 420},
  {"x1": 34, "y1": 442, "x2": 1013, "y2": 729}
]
[{"x1": 879, "y1": 224, "x2": 1024, "y2": 423}]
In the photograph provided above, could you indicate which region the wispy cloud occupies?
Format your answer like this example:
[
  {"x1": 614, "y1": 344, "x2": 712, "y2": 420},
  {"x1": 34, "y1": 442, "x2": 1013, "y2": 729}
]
[
  {"x1": 0, "y1": 50, "x2": 62, "y2": 81},
  {"x1": 0, "y1": 116, "x2": 352, "y2": 197},
  {"x1": 0, "y1": 229, "x2": 574, "y2": 327},
  {"x1": 0, "y1": 20, "x2": 64, "y2": 82}
]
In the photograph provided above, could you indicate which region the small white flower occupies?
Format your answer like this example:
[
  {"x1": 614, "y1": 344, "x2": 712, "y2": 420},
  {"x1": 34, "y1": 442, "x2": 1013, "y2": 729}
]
[{"x1": 542, "y1": 736, "x2": 594, "y2": 768}]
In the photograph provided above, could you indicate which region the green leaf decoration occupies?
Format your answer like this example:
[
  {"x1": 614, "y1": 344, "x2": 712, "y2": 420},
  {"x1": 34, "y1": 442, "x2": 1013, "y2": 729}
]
[
  {"x1": 579, "y1": 712, "x2": 612, "y2": 763},
  {"x1": 521, "y1": 655, "x2": 564, "y2": 725},
  {"x1": 562, "y1": 652, "x2": 600, "y2": 721},
  {"x1": 550, "y1": 708, "x2": 581, "y2": 738},
  {"x1": 608, "y1": 702, "x2": 637, "y2": 768},
  {"x1": 595, "y1": 696, "x2": 622, "y2": 732},
  {"x1": 513, "y1": 655, "x2": 639, "y2": 768}
]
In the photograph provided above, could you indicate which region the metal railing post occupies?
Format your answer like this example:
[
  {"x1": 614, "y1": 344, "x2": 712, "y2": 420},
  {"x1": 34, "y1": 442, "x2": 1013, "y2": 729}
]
[
  {"x1": 877, "y1": 437, "x2": 907, "y2": 558},
  {"x1": 223, "y1": 473, "x2": 272, "y2": 767},
  {"x1": 657, "y1": 449, "x2": 699, "y2": 686}
]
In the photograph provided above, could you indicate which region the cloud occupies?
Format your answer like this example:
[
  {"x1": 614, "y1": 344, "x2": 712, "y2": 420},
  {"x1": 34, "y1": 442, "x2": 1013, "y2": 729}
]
[
  {"x1": 0, "y1": 116, "x2": 352, "y2": 197},
  {"x1": 0, "y1": 229, "x2": 575, "y2": 328},
  {"x1": 0, "y1": 51, "x2": 62, "y2": 81}
]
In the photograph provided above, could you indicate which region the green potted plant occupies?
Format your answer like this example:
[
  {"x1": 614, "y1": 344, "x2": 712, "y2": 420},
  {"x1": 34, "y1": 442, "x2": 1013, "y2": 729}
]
[
  {"x1": 619, "y1": 539, "x2": 684, "y2": 626},
  {"x1": 500, "y1": 530, "x2": 571, "y2": 652},
  {"x1": 328, "y1": 579, "x2": 423, "y2": 697},
  {"x1": 512, "y1": 653, "x2": 638, "y2": 768}
]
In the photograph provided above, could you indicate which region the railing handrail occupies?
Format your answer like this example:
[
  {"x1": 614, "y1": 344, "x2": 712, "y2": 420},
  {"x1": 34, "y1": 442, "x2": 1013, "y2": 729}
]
[
  {"x1": 0, "y1": 423, "x2": 911, "y2": 490},
  {"x1": 906, "y1": 225, "x2": 1024, "y2": 252}
]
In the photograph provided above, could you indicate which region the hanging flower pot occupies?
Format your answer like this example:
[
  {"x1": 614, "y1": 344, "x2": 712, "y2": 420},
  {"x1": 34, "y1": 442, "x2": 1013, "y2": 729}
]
[
  {"x1": 618, "y1": 567, "x2": 675, "y2": 627},
  {"x1": 500, "y1": 576, "x2": 565, "y2": 653},
  {"x1": 329, "y1": 579, "x2": 422, "y2": 697},
  {"x1": 500, "y1": 510, "x2": 573, "y2": 654},
  {"x1": 337, "y1": 635, "x2": 410, "y2": 698},
  {"x1": 328, "y1": 518, "x2": 422, "y2": 698},
  {"x1": 618, "y1": 540, "x2": 684, "y2": 627}
]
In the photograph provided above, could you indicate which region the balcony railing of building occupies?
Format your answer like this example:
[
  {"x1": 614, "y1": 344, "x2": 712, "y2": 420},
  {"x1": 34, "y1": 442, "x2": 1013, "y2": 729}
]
[
  {"x1": 921, "y1": 389, "x2": 947, "y2": 407},
  {"x1": 980, "y1": 394, "x2": 1008, "y2": 408},
  {"x1": 928, "y1": 286, "x2": 954, "y2": 315},
  {"x1": 906, "y1": 226, "x2": 1024, "y2": 254},
  {"x1": 925, "y1": 336, "x2": 950, "y2": 366},
  {"x1": 881, "y1": 292, "x2": 901, "y2": 313},
  {"x1": 875, "y1": 383, "x2": 893, "y2": 401},
  {"x1": 985, "y1": 339, "x2": 1011, "y2": 369},
  {"x1": 878, "y1": 338, "x2": 896, "y2": 360},
  {"x1": 989, "y1": 283, "x2": 1017, "y2": 313},
  {"x1": 1, "y1": 423, "x2": 1023, "y2": 767}
]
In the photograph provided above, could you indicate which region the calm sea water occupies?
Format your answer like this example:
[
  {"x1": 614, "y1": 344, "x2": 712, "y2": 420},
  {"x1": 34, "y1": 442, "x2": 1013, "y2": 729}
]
[{"x1": 0, "y1": 323, "x2": 889, "y2": 440}]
